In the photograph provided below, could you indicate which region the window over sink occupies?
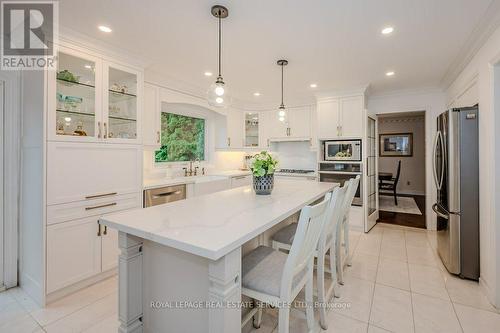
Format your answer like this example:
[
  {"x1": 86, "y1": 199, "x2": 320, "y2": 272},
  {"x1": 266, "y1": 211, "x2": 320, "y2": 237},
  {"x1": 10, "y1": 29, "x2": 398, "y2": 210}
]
[{"x1": 155, "y1": 112, "x2": 205, "y2": 163}]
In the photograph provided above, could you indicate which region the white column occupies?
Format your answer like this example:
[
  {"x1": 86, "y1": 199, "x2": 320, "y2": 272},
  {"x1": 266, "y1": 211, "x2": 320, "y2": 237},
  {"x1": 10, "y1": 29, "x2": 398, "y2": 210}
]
[
  {"x1": 208, "y1": 247, "x2": 242, "y2": 333},
  {"x1": 118, "y1": 232, "x2": 144, "y2": 333}
]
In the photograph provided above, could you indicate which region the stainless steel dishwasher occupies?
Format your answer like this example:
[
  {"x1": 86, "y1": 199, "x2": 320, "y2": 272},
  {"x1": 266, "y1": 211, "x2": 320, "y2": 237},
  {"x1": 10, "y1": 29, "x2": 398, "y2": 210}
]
[{"x1": 143, "y1": 184, "x2": 186, "y2": 207}]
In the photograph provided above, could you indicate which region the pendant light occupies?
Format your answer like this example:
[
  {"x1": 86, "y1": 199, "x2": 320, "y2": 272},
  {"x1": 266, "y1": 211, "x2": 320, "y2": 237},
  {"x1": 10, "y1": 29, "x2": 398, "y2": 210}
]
[
  {"x1": 207, "y1": 5, "x2": 231, "y2": 107},
  {"x1": 277, "y1": 59, "x2": 288, "y2": 122}
]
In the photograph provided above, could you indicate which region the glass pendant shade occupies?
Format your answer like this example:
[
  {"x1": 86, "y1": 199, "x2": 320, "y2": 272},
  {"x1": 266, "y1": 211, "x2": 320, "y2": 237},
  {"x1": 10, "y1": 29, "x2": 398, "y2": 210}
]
[{"x1": 207, "y1": 80, "x2": 231, "y2": 107}]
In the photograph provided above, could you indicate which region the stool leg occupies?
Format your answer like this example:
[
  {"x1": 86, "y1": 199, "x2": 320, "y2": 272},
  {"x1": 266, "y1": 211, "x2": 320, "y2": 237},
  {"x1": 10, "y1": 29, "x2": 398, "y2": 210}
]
[
  {"x1": 336, "y1": 234, "x2": 344, "y2": 285},
  {"x1": 344, "y1": 221, "x2": 352, "y2": 267},
  {"x1": 278, "y1": 307, "x2": 290, "y2": 333},
  {"x1": 305, "y1": 268, "x2": 315, "y2": 332},
  {"x1": 252, "y1": 300, "x2": 263, "y2": 329},
  {"x1": 328, "y1": 245, "x2": 340, "y2": 298},
  {"x1": 317, "y1": 250, "x2": 328, "y2": 330}
]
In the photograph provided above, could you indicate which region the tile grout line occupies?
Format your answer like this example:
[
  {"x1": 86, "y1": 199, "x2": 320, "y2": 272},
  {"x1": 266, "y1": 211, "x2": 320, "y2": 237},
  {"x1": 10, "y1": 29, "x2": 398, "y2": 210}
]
[
  {"x1": 40, "y1": 289, "x2": 118, "y2": 330},
  {"x1": 405, "y1": 230, "x2": 417, "y2": 333},
  {"x1": 365, "y1": 226, "x2": 383, "y2": 331}
]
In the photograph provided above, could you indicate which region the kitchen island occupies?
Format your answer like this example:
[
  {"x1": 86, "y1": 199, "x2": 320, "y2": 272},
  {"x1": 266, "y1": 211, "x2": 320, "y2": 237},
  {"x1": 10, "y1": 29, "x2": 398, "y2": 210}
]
[{"x1": 99, "y1": 179, "x2": 338, "y2": 333}]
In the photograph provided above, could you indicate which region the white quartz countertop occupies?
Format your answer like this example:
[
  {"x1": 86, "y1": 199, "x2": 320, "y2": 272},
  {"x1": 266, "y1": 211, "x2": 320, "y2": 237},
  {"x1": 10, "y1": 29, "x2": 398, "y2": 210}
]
[
  {"x1": 101, "y1": 179, "x2": 338, "y2": 260},
  {"x1": 143, "y1": 170, "x2": 252, "y2": 190}
]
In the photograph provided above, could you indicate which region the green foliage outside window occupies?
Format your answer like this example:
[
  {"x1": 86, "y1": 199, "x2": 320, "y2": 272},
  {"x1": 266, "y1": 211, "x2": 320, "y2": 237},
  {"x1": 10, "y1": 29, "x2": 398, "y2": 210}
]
[{"x1": 155, "y1": 112, "x2": 205, "y2": 162}]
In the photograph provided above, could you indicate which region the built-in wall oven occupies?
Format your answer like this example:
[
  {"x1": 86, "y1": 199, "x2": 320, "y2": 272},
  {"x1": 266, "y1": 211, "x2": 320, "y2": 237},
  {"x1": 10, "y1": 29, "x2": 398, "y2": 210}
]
[
  {"x1": 324, "y1": 140, "x2": 362, "y2": 162},
  {"x1": 318, "y1": 162, "x2": 362, "y2": 206}
]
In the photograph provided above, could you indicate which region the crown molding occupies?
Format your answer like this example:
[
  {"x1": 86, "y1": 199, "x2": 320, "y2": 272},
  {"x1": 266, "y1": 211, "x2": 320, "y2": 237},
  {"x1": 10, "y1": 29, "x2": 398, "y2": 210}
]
[
  {"x1": 59, "y1": 27, "x2": 149, "y2": 68},
  {"x1": 314, "y1": 84, "x2": 370, "y2": 101},
  {"x1": 440, "y1": 0, "x2": 500, "y2": 90},
  {"x1": 368, "y1": 86, "x2": 444, "y2": 100}
]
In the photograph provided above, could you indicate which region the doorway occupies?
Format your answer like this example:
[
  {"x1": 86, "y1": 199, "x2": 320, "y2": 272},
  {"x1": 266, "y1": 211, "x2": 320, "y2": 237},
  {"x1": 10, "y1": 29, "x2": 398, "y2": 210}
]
[{"x1": 376, "y1": 111, "x2": 426, "y2": 229}]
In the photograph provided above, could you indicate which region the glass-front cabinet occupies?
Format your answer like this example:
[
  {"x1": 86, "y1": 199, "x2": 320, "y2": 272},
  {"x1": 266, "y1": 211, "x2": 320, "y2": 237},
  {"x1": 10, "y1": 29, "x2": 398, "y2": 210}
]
[
  {"x1": 49, "y1": 48, "x2": 102, "y2": 141},
  {"x1": 48, "y1": 47, "x2": 142, "y2": 143},
  {"x1": 244, "y1": 112, "x2": 259, "y2": 147},
  {"x1": 103, "y1": 62, "x2": 141, "y2": 143}
]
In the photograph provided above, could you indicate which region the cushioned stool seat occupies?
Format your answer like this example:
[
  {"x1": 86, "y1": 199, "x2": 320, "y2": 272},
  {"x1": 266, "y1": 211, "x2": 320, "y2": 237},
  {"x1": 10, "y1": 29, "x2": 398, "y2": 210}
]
[
  {"x1": 272, "y1": 223, "x2": 298, "y2": 245},
  {"x1": 242, "y1": 245, "x2": 307, "y2": 297}
]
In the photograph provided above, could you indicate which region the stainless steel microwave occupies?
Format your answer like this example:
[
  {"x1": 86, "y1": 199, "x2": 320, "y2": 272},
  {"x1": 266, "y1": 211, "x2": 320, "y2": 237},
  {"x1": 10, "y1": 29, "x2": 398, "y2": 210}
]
[{"x1": 324, "y1": 140, "x2": 362, "y2": 161}]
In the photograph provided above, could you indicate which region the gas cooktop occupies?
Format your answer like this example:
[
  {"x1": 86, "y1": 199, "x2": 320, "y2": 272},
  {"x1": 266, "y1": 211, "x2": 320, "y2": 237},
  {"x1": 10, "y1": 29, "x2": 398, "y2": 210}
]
[{"x1": 276, "y1": 169, "x2": 316, "y2": 174}]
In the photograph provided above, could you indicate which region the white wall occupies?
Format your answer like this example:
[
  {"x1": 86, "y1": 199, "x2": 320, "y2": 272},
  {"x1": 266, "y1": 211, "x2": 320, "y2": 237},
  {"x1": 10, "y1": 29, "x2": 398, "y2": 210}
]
[
  {"x1": 378, "y1": 115, "x2": 426, "y2": 195},
  {"x1": 445, "y1": 23, "x2": 500, "y2": 308},
  {"x1": 367, "y1": 89, "x2": 446, "y2": 231}
]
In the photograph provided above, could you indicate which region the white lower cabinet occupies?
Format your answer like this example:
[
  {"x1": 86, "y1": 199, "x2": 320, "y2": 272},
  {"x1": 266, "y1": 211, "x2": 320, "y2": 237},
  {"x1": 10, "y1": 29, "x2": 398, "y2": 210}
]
[
  {"x1": 46, "y1": 193, "x2": 141, "y2": 294},
  {"x1": 47, "y1": 217, "x2": 102, "y2": 293},
  {"x1": 101, "y1": 226, "x2": 120, "y2": 272}
]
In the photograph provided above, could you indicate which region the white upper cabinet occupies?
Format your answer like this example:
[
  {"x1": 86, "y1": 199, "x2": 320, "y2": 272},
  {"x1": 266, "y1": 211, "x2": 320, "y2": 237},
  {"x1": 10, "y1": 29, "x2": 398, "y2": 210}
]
[
  {"x1": 288, "y1": 107, "x2": 311, "y2": 138},
  {"x1": 317, "y1": 94, "x2": 364, "y2": 139},
  {"x1": 339, "y1": 96, "x2": 364, "y2": 138},
  {"x1": 103, "y1": 61, "x2": 143, "y2": 144},
  {"x1": 48, "y1": 46, "x2": 143, "y2": 144},
  {"x1": 49, "y1": 47, "x2": 103, "y2": 143},
  {"x1": 143, "y1": 83, "x2": 161, "y2": 148},
  {"x1": 227, "y1": 109, "x2": 244, "y2": 148},
  {"x1": 263, "y1": 107, "x2": 311, "y2": 140}
]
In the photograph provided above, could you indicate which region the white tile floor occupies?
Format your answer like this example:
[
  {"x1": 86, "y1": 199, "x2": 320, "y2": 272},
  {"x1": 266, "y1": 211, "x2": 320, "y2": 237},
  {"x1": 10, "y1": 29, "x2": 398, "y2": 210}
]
[{"x1": 1, "y1": 223, "x2": 499, "y2": 333}]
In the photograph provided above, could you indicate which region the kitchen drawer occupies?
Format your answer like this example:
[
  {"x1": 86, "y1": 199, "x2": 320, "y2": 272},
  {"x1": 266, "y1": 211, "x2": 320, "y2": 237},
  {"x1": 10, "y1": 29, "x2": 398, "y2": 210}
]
[
  {"x1": 230, "y1": 175, "x2": 252, "y2": 188},
  {"x1": 47, "y1": 193, "x2": 141, "y2": 226},
  {"x1": 47, "y1": 142, "x2": 142, "y2": 205}
]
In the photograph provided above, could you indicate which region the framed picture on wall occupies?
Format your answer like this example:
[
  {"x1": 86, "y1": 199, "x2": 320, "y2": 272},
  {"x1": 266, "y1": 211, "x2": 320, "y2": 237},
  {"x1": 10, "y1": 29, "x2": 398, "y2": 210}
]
[{"x1": 379, "y1": 133, "x2": 413, "y2": 157}]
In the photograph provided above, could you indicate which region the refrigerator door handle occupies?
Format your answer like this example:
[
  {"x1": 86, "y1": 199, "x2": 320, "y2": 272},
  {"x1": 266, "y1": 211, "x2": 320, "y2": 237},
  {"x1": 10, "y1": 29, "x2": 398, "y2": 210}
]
[
  {"x1": 432, "y1": 131, "x2": 444, "y2": 190},
  {"x1": 432, "y1": 203, "x2": 449, "y2": 219}
]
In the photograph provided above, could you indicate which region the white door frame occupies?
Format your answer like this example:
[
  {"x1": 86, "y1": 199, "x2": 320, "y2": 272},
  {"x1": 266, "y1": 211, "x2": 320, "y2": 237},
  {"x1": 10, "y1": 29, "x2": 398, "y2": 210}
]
[
  {"x1": 365, "y1": 115, "x2": 379, "y2": 232},
  {"x1": 0, "y1": 71, "x2": 21, "y2": 289}
]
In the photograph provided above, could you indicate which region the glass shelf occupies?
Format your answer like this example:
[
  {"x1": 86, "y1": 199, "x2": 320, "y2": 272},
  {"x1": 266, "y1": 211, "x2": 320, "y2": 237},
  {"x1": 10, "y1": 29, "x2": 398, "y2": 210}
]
[
  {"x1": 109, "y1": 89, "x2": 137, "y2": 103},
  {"x1": 57, "y1": 78, "x2": 95, "y2": 89},
  {"x1": 56, "y1": 109, "x2": 95, "y2": 117}
]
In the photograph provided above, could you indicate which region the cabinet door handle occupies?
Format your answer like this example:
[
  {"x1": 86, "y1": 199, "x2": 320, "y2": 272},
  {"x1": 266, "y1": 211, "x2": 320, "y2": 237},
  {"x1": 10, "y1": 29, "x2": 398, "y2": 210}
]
[
  {"x1": 267, "y1": 139, "x2": 270, "y2": 147},
  {"x1": 233, "y1": 176, "x2": 246, "y2": 180},
  {"x1": 85, "y1": 192, "x2": 117, "y2": 200},
  {"x1": 85, "y1": 202, "x2": 117, "y2": 211},
  {"x1": 103, "y1": 122, "x2": 108, "y2": 139},
  {"x1": 97, "y1": 223, "x2": 102, "y2": 237},
  {"x1": 227, "y1": 137, "x2": 231, "y2": 147},
  {"x1": 156, "y1": 131, "x2": 160, "y2": 144},
  {"x1": 288, "y1": 127, "x2": 291, "y2": 136},
  {"x1": 103, "y1": 225, "x2": 108, "y2": 235},
  {"x1": 97, "y1": 122, "x2": 102, "y2": 139}
]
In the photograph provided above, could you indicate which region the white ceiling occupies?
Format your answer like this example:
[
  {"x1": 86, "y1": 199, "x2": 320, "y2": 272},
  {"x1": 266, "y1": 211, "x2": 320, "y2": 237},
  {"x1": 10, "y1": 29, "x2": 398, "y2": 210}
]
[{"x1": 59, "y1": 0, "x2": 495, "y2": 108}]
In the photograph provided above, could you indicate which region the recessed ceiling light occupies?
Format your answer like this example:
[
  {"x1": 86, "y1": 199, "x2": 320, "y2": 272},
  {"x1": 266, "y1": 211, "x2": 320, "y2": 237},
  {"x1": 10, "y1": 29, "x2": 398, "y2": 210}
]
[
  {"x1": 204, "y1": 72, "x2": 213, "y2": 77},
  {"x1": 381, "y1": 26, "x2": 394, "y2": 35},
  {"x1": 84, "y1": 64, "x2": 92, "y2": 69},
  {"x1": 310, "y1": 83, "x2": 318, "y2": 88},
  {"x1": 98, "y1": 25, "x2": 112, "y2": 33},
  {"x1": 386, "y1": 71, "x2": 395, "y2": 77},
  {"x1": 253, "y1": 92, "x2": 261, "y2": 96}
]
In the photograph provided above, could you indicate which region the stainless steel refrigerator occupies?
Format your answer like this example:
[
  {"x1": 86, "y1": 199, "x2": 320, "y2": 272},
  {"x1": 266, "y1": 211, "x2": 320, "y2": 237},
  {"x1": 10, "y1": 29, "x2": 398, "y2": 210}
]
[{"x1": 433, "y1": 106, "x2": 479, "y2": 280}]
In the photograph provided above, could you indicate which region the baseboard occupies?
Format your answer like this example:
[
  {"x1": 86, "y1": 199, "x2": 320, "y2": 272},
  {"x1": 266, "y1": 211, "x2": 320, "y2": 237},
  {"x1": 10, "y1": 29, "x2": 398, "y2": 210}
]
[
  {"x1": 479, "y1": 277, "x2": 498, "y2": 309},
  {"x1": 20, "y1": 272, "x2": 44, "y2": 306},
  {"x1": 46, "y1": 268, "x2": 117, "y2": 305},
  {"x1": 379, "y1": 190, "x2": 425, "y2": 196}
]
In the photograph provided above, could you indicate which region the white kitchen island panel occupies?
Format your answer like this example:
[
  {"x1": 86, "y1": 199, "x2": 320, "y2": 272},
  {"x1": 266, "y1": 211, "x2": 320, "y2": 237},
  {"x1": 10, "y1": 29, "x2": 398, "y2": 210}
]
[{"x1": 100, "y1": 180, "x2": 337, "y2": 333}]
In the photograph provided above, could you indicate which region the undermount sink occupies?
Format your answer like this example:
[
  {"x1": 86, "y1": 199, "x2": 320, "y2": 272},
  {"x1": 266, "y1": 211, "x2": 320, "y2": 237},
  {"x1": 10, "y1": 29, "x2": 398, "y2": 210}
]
[
  {"x1": 191, "y1": 176, "x2": 231, "y2": 196},
  {"x1": 191, "y1": 175, "x2": 228, "y2": 183}
]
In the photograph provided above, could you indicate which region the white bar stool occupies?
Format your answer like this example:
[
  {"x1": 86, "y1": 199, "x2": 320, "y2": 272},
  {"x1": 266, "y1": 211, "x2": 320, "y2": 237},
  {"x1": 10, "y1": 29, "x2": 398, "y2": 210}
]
[
  {"x1": 336, "y1": 175, "x2": 360, "y2": 285},
  {"x1": 271, "y1": 184, "x2": 348, "y2": 329},
  {"x1": 241, "y1": 190, "x2": 335, "y2": 333}
]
